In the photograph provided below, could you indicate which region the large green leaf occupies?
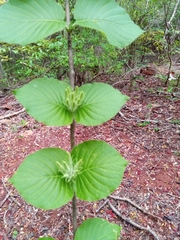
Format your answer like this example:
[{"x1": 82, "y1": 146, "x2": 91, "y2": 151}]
[
  {"x1": 13, "y1": 78, "x2": 73, "y2": 126},
  {"x1": 13, "y1": 80, "x2": 128, "y2": 127},
  {"x1": 9, "y1": 140, "x2": 128, "y2": 209},
  {"x1": 9, "y1": 148, "x2": 74, "y2": 209},
  {"x1": 74, "y1": 0, "x2": 143, "y2": 48},
  {"x1": 74, "y1": 218, "x2": 121, "y2": 240},
  {"x1": 75, "y1": 82, "x2": 129, "y2": 126},
  {"x1": 0, "y1": 0, "x2": 66, "y2": 45},
  {"x1": 71, "y1": 140, "x2": 128, "y2": 201}
]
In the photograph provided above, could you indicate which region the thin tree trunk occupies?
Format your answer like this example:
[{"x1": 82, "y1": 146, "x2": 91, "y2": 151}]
[
  {"x1": 163, "y1": 0, "x2": 180, "y2": 86},
  {"x1": 65, "y1": 0, "x2": 77, "y2": 237},
  {"x1": 0, "y1": 60, "x2": 3, "y2": 78},
  {"x1": 66, "y1": 0, "x2": 75, "y2": 89}
]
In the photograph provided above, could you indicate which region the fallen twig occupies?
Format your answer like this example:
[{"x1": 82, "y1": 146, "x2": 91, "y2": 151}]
[
  {"x1": 112, "y1": 67, "x2": 140, "y2": 87},
  {"x1": 2, "y1": 178, "x2": 10, "y2": 193},
  {"x1": 96, "y1": 199, "x2": 109, "y2": 213},
  {"x1": 0, "y1": 190, "x2": 12, "y2": 207},
  {"x1": 109, "y1": 195, "x2": 163, "y2": 222},
  {"x1": 137, "y1": 119, "x2": 159, "y2": 123},
  {"x1": 119, "y1": 111, "x2": 178, "y2": 127},
  {"x1": 158, "y1": 126, "x2": 172, "y2": 132},
  {"x1": 0, "y1": 108, "x2": 25, "y2": 120},
  {"x1": 118, "y1": 111, "x2": 130, "y2": 121},
  {"x1": 108, "y1": 200, "x2": 160, "y2": 240},
  {"x1": 89, "y1": 71, "x2": 104, "y2": 83},
  {"x1": 2, "y1": 177, "x2": 21, "y2": 206},
  {"x1": 0, "y1": 189, "x2": 12, "y2": 208},
  {"x1": 157, "y1": 90, "x2": 180, "y2": 98},
  {"x1": 1, "y1": 178, "x2": 13, "y2": 207},
  {"x1": 111, "y1": 128, "x2": 123, "y2": 143}
]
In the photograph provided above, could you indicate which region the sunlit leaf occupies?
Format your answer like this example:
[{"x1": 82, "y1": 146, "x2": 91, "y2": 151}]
[
  {"x1": 74, "y1": 0, "x2": 143, "y2": 48},
  {"x1": 9, "y1": 140, "x2": 128, "y2": 208},
  {"x1": 13, "y1": 78, "x2": 73, "y2": 126},
  {"x1": 0, "y1": 0, "x2": 66, "y2": 45},
  {"x1": 75, "y1": 83, "x2": 129, "y2": 126},
  {"x1": 75, "y1": 218, "x2": 121, "y2": 240},
  {"x1": 72, "y1": 140, "x2": 128, "y2": 201},
  {"x1": 14, "y1": 80, "x2": 128, "y2": 127},
  {"x1": 9, "y1": 148, "x2": 74, "y2": 209}
]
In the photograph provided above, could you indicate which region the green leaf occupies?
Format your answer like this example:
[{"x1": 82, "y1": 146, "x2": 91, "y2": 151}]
[
  {"x1": 74, "y1": 218, "x2": 121, "y2": 240},
  {"x1": 0, "y1": 0, "x2": 66, "y2": 45},
  {"x1": 75, "y1": 83, "x2": 129, "y2": 126},
  {"x1": 13, "y1": 78, "x2": 73, "y2": 126},
  {"x1": 9, "y1": 148, "x2": 74, "y2": 209},
  {"x1": 14, "y1": 80, "x2": 128, "y2": 127},
  {"x1": 9, "y1": 141, "x2": 128, "y2": 209},
  {"x1": 74, "y1": 0, "x2": 143, "y2": 48},
  {"x1": 71, "y1": 140, "x2": 128, "y2": 201}
]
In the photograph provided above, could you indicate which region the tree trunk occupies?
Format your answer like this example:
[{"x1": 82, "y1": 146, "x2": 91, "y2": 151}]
[{"x1": 0, "y1": 60, "x2": 3, "y2": 79}]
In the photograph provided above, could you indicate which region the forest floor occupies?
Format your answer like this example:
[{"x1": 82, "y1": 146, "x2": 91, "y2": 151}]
[{"x1": 0, "y1": 71, "x2": 180, "y2": 240}]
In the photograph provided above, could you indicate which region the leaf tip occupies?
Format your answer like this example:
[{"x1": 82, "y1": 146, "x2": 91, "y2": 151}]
[
  {"x1": 8, "y1": 176, "x2": 13, "y2": 184},
  {"x1": 12, "y1": 89, "x2": 17, "y2": 95}
]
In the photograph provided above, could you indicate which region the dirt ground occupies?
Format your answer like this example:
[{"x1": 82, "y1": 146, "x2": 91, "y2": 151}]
[{"x1": 0, "y1": 72, "x2": 180, "y2": 240}]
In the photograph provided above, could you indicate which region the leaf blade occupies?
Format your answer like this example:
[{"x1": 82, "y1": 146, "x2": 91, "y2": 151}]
[
  {"x1": 0, "y1": 0, "x2": 66, "y2": 45},
  {"x1": 71, "y1": 140, "x2": 128, "y2": 201},
  {"x1": 74, "y1": 0, "x2": 143, "y2": 48},
  {"x1": 75, "y1": 83, "x2": 129, "y2": 126},
  {"x1": 9, "y1": 148, "x2": 74, "y2": 209},
  {"x1": 74, "y1": 218, "x2": 121, "y2": 240},
  {"x1": 13, "y1": 78, "x2": 73, "y2": 126}
]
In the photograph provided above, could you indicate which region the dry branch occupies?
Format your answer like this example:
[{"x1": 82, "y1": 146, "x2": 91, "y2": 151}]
[
  {"x1": 165, "y1": 0, "x2": 180, "y2": 34},
  {"x1": 1, "y1": 178, "x2": 21, "y2": 207},
  {"x1": 109, "y1": 195, "x2": 163, "y2": 222},
  {"x1": 108, "y1": 200, "x2": 160, "y2": 240},
  {"x1": 89, "y1": 71, "x2": 104, "y2": 83},
  {"x1": 95, "y1": 199, "x2": 109, "y2": 213},
  {"x1": 0, "y1": 108, "x2": 25, "y2": 120},
  {"x1": 0, "y1": 189, "x2": 12, "y2": 208}
]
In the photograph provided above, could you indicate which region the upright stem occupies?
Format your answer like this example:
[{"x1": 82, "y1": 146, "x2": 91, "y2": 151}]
[
  {"x1": 0, "y1": 59, "x2": 4, "y2": 78},
  {"x1": 65, "y1": 0, "x2": 75, "y2": 89},
  {"x1": 70, "y1": 120, "x2": 75, "y2": 149},
  {"x1": 65, "y1": 0, "x2": 77, "y2": 237},
  {"x1": 72, "y1": 193, "x2": 77, "y2": 236}
]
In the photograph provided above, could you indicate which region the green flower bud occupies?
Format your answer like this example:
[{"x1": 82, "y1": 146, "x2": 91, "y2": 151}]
[
  {"x1": 72, "y1": 101, "x2": 76, "y2": 111},
  {"x1": 56, "y1": 154, "x2": 83, "y2": 183},
  {"x1": 64, "y1": 86, "x2": 85, "y2": 112},
  {"x1": 75, "y1": 86, "x2": 79, "y2": 94},
  {"x1": 79, "y1": 91, "x2": 84, "y2": 102}
]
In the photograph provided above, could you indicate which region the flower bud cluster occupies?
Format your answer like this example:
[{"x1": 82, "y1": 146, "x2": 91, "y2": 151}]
[
  {"x1": 65, "y1": 86, "x2": 85, "y2": 112},
  {"x1": 56, "y1": 153, "x2": 83, "y2": 182}
]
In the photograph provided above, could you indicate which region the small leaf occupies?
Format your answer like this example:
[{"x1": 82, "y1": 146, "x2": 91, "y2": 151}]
[
  {"x1": 74, "y1": 0, "x2": 143, "y2": 48},
  {"x1": 71, "y1": 140, "x2": 128, "y2": 201},
  {"x1": 13, "y1": 78, "x2": 73, "y2": 126},
  {"x1": 0, "y1": 0, "x2": 66, "y2": 45},
  {"x1": 9, "y1": 148, "x2": 74, "y2": 209},
  {"x1": 75, "y1": 82, "x2": 129, "y2": 126},
  {"x1": 74, "y1": 218, "x2": 121, "y2": 240}
]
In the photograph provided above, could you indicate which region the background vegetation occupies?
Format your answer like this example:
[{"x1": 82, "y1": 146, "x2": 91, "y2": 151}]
[{"x1": 0, "y1": 0, "x2": 179, "y2": 90}]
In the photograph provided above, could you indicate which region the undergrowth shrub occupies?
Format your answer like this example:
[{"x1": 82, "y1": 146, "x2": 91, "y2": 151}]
[{"x1": 0, "y1": 28, "x2": 119, "y2": 88}]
